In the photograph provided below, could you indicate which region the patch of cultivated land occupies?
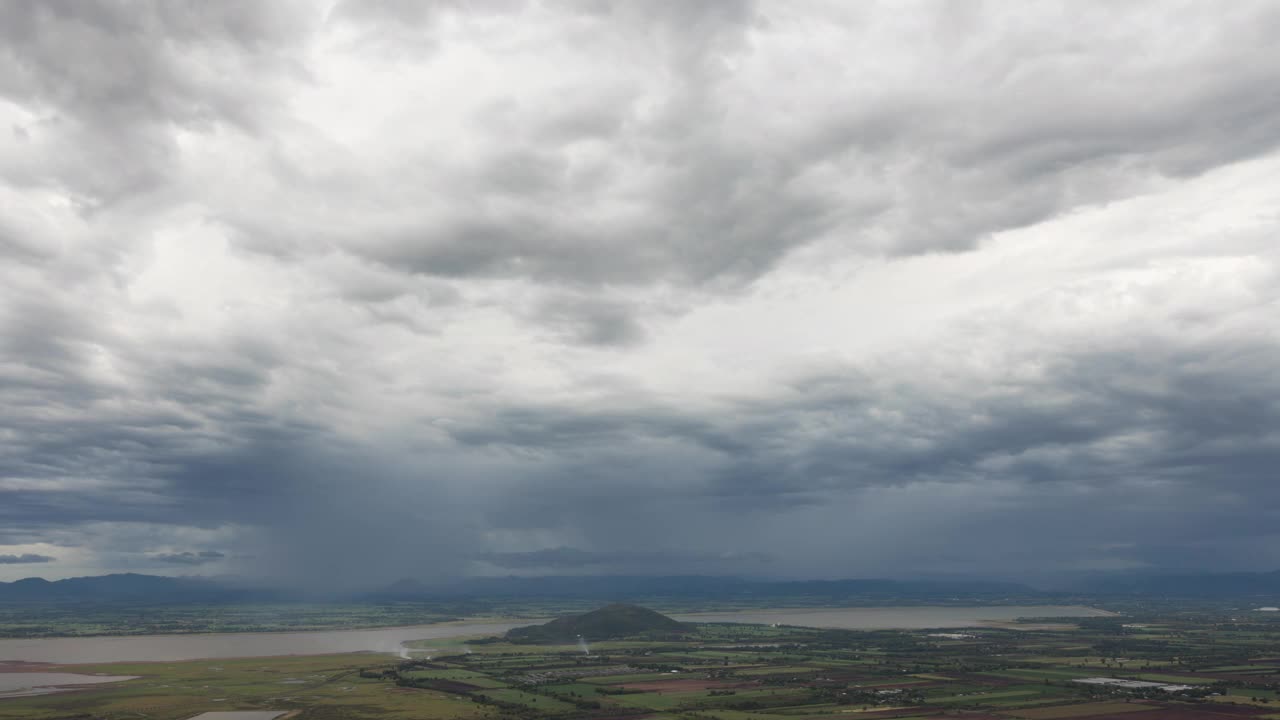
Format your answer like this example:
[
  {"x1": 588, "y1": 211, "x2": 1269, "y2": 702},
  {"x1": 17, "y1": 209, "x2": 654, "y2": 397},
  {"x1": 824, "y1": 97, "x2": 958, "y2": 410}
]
[
  {"x1": 1008, "y1": 701, "x2": 1163, "y2": 719},
  {"x1": 1064, "y1": 711, "x2": 1270, "y2": 720},
  {"x1": 0, "y1": 654, "x2": 485, "y2": 720}
]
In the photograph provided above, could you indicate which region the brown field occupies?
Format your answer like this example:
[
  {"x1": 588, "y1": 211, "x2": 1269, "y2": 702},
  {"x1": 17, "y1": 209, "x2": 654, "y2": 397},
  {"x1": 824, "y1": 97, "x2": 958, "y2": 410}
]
[
  {"x1": 954, "y1": 673, "x2": 1019, "y2": 687},
  {"x1": 1009, "y1": 702, "x2": 1159, "y2": 719},
  {"x1": 828, "y1": 709, "x2": 988, "y2": 720},
  {"x1": 1013, "y1": 702, "x2": 1274, "y2": 717},
  {"x1": 1049, "y1": 707, "x2": 1271, "y2": 720},
  {"x1": 822, "y1": 672, "x2": 879, "y2": 682},
  {"x1": 854, "y1": 679, "x2": 949, "y2": 690}
]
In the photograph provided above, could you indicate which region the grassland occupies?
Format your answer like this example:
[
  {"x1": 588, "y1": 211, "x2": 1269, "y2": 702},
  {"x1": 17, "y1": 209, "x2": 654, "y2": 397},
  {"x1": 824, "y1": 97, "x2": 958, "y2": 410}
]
[{"x1": 0, "y1": 653, "x2": 489, "y2": 720}]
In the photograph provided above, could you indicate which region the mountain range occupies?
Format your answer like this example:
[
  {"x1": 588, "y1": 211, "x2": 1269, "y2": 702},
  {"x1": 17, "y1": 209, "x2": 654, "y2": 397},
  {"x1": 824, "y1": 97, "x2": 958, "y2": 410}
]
[{"x1": 3, "y1": 570, "x2": 1280, "y2": 604}]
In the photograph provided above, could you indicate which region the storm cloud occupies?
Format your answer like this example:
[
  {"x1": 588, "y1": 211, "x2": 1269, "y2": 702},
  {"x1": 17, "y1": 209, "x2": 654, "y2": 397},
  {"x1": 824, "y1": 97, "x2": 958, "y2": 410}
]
[
  {"x1": 2, "y1": 1, "x2": 1279, "y2": 585},
  {"x1": 152, "y1": 551, "x2": 226, "y2": 565},
  {"x1": 0, "y1": 554, "x2": 54, "y2": 565}
]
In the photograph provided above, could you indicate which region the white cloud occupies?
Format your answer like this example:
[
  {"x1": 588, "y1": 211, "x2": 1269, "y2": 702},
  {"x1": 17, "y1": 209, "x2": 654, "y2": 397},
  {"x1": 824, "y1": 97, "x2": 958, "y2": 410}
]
[{"x1": 1, "y1": 0, "x2": 1279, "y2": 583}]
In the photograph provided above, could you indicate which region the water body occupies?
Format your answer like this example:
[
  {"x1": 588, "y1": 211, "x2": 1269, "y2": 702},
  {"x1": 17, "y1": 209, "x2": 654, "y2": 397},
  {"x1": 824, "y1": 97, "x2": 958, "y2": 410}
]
[
  {"x1": 0, "y1": 606, "x2": 1109, "y2": 664},
  {"x1": 0, "y1": 671, "x2": 138, "y2": 697},
  {"x1": 0, "y1": 620, "x2": 533, "y2": 664},
  {"x1": 673, "y1": 605, "x2": 1113, "y2": 630}
]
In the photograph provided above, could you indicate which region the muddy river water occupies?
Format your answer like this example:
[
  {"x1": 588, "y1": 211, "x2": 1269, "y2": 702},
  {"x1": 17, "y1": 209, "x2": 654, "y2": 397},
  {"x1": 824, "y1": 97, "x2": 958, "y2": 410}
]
[{"x1": 0, "y1": 605, "x2": 1110, "y2": 665}]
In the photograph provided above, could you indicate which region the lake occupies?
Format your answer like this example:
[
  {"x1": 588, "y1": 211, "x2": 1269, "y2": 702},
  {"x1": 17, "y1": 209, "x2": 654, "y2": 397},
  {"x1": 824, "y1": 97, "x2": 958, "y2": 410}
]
[{"x1": 0, "y1": 605, "x2": 1110, "y2": 664}]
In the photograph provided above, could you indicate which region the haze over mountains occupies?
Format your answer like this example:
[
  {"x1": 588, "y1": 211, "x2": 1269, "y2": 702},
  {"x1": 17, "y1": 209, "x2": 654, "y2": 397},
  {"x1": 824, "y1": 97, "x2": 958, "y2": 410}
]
[{"x1": 5, "y1": 571, "x2": 1280, "y2": 604}]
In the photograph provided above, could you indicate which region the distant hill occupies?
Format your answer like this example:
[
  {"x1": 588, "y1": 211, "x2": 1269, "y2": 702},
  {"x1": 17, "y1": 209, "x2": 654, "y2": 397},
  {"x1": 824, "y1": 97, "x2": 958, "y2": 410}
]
[
  {"x1": 1076, "y1": 570, "x2": 1280, "y2": 598},
  {"x1": 369, "y1": 574, "x2": 1037, "y2": 601},
  {"x1": 10, "y1": 570, "x2": 1280, "y2": 605},
  {"x1": 506, "y1": 603, "x2": 690, "y2": 643},
  {"x1": 0, "y1": 572, "x2": 1036, "y2": 605},
  {"x1": 0, "y1": 573, "x2": 281, "y2": 603}
]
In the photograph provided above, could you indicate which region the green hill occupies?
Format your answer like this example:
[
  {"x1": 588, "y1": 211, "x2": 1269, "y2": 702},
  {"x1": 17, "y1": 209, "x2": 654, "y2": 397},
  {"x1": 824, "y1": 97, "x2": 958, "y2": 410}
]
[{"x1": 506, "y1": 603, "x2": 690, "y2": 643}]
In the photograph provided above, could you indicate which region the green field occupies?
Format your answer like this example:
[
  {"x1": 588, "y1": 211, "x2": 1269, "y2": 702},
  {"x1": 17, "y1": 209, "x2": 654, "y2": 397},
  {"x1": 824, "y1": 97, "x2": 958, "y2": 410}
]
[
  {"x1": 401, "y1": 668, "x2": 509, "y2": 688},
  {"x1": 480, "y1": 687, "x2": 577, "y2": 711}
]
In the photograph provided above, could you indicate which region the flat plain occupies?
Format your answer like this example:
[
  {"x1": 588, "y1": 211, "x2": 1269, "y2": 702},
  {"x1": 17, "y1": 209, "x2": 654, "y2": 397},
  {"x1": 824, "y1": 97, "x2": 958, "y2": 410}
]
[{"x1": 2, "y1": 601, "x2": 1280, "y2": 720}]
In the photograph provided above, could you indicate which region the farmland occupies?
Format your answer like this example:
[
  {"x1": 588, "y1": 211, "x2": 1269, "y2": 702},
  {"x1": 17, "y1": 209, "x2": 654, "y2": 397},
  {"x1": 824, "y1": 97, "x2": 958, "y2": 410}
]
[{"x1": 6, "y1": 603, "x2": 1280, "y2": 720}]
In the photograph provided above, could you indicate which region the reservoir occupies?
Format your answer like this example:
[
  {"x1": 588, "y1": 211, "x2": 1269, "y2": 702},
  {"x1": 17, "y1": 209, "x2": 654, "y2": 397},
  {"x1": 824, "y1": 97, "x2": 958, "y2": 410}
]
[{"x1": 0, "y1": 605, "x2": 1109, "y2": 664}]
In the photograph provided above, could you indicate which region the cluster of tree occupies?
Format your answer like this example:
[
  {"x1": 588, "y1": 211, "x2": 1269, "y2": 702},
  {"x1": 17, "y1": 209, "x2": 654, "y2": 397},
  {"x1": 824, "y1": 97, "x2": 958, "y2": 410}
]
[
  {"x1": 469, "y1": 693, "x2": 553, "y2": 718},
  {"x1": 629, "y1": 661, "x2": 686, "y2": 672}
]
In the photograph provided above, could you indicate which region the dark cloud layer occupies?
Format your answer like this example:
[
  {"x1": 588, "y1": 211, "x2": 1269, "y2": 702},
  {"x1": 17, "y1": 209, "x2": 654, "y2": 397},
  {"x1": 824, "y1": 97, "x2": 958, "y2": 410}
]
[
  {"x1": 479, "y1": 547, "x2": 773, "y2": 573},
  {"x1": 152, "y1": 551, "x2": 225, "y2": 565},
  {"x1": 0, "y1": 554, "x2": 54, "y2": 565},
  {"x1": 1, "y1": 1, "x2": 1279, "y2": 584}
]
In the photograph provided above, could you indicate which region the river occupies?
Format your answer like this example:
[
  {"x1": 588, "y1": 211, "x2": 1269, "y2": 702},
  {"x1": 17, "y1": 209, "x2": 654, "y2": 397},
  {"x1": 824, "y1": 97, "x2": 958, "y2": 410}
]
[
  {"x1": 0, "y1": 605, "x2": 1110, "y2": 664},
  {"x1": 0, "y1": 620, "x2": 533, "y2": 664}
]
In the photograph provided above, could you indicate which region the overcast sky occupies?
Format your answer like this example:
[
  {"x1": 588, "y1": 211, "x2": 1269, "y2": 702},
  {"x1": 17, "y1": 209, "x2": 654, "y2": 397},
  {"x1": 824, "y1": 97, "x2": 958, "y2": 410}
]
[{"x1": 2, "y1": 0, "x2": 1278, "y2": 587}]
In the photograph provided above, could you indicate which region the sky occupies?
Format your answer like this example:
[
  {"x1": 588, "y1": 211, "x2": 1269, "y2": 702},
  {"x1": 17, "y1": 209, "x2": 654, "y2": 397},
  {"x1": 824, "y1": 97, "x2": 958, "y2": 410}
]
[{"x1": 1, "y1": 0, "x2": 1279, "y2": 588}]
